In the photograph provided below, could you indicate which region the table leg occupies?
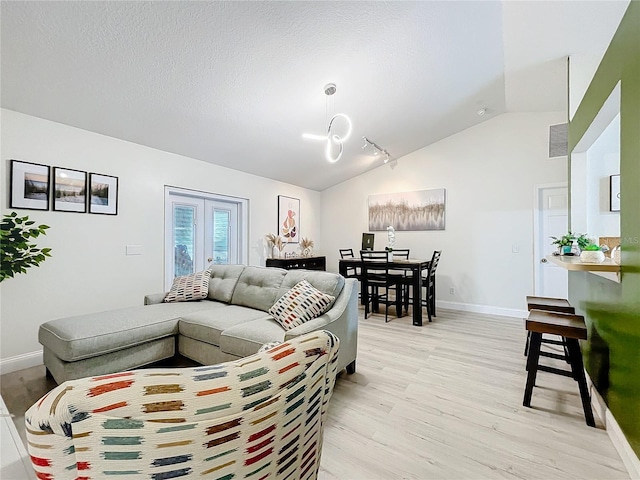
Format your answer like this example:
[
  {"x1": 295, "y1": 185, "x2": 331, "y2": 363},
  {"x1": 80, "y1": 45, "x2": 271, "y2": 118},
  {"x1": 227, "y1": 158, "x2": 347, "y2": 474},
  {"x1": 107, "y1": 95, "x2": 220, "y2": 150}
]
[{"x1": 412, "y1": 266, "x2": 423, "y2": 326}]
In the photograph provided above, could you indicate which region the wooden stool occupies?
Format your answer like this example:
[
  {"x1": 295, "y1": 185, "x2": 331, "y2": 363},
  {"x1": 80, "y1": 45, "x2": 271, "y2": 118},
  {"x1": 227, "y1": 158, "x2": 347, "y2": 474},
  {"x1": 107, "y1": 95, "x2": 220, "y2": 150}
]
[
  {"x1": 523, "y1": 309, "x2": 595, "y2": 427},
  {"x1": 524, "y1": 296, "x2": 575, "y2": 358}
]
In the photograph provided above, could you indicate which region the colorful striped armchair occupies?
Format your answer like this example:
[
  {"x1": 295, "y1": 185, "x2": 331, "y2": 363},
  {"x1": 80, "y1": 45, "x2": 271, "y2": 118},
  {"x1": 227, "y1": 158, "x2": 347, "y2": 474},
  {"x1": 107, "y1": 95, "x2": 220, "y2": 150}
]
[{"x1": 25, "y1": 331, "x2": 339, "y2": 480}]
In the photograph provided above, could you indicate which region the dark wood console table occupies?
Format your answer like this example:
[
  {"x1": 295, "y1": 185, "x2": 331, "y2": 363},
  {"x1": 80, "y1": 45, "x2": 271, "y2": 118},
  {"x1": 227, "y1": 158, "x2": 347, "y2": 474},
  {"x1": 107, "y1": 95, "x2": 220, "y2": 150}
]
[{"x1": 266, "y1": 256, "x2": 326, "y2": 271}]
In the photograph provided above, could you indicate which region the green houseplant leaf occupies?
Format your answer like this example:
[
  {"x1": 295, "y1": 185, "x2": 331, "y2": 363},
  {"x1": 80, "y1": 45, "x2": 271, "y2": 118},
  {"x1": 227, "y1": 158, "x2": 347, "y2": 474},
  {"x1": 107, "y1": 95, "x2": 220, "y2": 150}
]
[{"x1": 0, "y1": 212, "x2": 52, "y2": 282}]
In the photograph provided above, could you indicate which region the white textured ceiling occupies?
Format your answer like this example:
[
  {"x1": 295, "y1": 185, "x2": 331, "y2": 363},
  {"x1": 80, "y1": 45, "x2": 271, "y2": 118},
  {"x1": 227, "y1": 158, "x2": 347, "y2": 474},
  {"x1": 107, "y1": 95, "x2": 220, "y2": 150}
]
[{"x1": 0, "y1": 1, "x2": 629, "y2": 191}]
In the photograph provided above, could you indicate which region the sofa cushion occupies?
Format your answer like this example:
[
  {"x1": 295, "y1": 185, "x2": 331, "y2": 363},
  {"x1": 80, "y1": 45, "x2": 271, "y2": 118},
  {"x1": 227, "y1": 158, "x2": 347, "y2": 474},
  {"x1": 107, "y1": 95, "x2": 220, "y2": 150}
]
[
  {"x1": 208, "y1": 265, "x2": 246, "y2": 303},
  {"x1": 39, "y1": 302, "x2": 218, "y2": 362},
  {"x1": 269, "y1": 280, "x2": 335, "y2": 331},
  {"x1": 220, "y1": 318, "x2": 287, "y2": 358},
  {"x1": 277, "y1": 270, "x2": 344, "y2": 309},
  {"x1": 230, "y1": 266, "x2": 287, "y2": 312},
  {"x1": 179, "y1": 305, "x2": 271, "y2": 347},
  {"x1": 164, "y1": 269, "x2": 211, "y2": 303}
]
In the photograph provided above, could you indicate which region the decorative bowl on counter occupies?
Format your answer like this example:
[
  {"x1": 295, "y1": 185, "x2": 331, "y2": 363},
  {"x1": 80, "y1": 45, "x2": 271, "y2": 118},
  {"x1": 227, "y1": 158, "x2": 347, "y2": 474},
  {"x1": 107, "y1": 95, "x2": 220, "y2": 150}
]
[{"x1": 580, "y1": 249, "x2": 606, "y2": 263}]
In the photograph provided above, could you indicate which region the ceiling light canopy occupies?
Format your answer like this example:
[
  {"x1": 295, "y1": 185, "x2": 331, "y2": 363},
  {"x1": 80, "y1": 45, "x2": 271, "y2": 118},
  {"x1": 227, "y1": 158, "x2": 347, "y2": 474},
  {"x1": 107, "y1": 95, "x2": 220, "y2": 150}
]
[{"x1": 302, "y1": 83, "x2": 352, "y2": 163}]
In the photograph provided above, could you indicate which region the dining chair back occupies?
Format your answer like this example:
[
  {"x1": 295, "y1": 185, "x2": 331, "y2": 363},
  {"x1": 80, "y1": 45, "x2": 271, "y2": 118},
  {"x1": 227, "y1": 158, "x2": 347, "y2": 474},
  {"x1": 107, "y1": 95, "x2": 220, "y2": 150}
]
[
  {"x1": 339, "y1": 248, "x2": 355, "y2": 258},
  {"x1": 360, "y1": 250, "x2": 403, "y2": 322},
  {"x1": 391, "y1": 249, "x2": 410, "y2": 313},
  {"x1": 339, "y1": 248, "x2": 360, "y2": 280},
  {"x1": 422, "y1": 250, "x2": 442, "y2": 322},
  {"x1": 392, "y1": 249, "x2": 410, "y2": 259}
]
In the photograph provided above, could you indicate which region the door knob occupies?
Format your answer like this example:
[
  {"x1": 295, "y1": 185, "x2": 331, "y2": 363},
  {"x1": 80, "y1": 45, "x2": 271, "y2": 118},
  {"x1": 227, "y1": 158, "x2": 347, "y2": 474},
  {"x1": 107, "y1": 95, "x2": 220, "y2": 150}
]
[
  {"x1": 207, "y1": 257, "x2": 213, "y2": 263},
  {"x1": 540, "y1": 258, "x2": 547, "y2": 263}
]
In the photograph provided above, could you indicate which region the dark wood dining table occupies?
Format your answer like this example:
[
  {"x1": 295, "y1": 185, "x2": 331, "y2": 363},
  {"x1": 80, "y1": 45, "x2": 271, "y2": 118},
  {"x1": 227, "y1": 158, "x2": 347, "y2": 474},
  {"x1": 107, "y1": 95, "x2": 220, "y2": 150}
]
[{"x1": 338, "y1": 258, "x2": 431, "y2": 326}]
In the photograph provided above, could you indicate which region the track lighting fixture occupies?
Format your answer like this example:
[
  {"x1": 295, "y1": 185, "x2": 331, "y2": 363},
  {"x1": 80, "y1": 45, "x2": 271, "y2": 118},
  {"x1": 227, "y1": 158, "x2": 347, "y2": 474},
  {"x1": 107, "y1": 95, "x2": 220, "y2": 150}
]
[
  {"x1": 362, "y1": 136, "x2": 393, "y2": 165},
  {"x1": 302, "y1": 83, "x2": 352, "y2": 163}
]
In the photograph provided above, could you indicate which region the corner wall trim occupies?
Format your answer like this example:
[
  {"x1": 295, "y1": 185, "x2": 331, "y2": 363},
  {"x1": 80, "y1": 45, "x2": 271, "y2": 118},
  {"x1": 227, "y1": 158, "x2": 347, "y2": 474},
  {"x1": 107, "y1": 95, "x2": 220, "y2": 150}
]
[
  {"x1": 588, "y1": 375, "x2": 640, "y2": 479},
  {"x1": 437, "y1": 300, "x2": 528, "y2": 319},
  {"x1": 0, "y1": 350, "x2": 43, "y2": 376}
]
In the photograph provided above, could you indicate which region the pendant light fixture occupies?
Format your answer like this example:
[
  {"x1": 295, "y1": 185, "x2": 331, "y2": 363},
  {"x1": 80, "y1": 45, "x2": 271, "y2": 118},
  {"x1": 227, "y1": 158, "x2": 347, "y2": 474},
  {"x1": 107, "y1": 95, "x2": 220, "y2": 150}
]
[{"x1": 302, "y1": 83, "x2": 353, "y2": 163}]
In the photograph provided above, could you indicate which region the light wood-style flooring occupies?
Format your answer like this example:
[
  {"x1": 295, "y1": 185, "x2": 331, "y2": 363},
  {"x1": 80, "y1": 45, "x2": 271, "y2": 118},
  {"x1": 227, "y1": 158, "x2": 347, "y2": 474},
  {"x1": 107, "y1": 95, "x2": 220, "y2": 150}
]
[{"x1": 1, "y1": 308, "x2": 629, "y2": 479}]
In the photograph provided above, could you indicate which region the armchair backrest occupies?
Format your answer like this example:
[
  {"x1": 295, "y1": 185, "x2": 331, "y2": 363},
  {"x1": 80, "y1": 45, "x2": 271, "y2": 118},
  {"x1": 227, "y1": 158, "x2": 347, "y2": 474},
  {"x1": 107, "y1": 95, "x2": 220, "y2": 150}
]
[{"x1": 26, "y1": 331, "x2": 340, "y2": 480}]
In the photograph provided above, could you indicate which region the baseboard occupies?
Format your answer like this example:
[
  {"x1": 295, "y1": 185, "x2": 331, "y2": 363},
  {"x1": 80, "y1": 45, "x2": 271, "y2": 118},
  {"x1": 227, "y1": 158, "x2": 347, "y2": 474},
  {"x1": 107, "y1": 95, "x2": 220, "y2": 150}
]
[
  {"x1": 587, "y1": 375, "x2": 640, "y2": 479},
  {"x1": 437, "y1": 300, "x2": 528, "y2": 319},
  {"x1": 0, "y1": 350, "x2": 43, "y2": 376}
]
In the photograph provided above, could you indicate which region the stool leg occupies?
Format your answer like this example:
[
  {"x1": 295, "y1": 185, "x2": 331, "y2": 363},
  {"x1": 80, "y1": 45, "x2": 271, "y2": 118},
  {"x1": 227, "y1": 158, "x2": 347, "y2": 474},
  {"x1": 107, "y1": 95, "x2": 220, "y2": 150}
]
[
  {"x1": 524, "y1": 330, "x2": 531, "y2": 357},
  {"x1": 523, "y1": 332, "x2": 542, "y2": 407},
  {"x1": 566, "y1": 338, "x2": 596, "y2": 427},
  {"x1": 563, "y1": 337, "x2": 571, "y2": 365}
]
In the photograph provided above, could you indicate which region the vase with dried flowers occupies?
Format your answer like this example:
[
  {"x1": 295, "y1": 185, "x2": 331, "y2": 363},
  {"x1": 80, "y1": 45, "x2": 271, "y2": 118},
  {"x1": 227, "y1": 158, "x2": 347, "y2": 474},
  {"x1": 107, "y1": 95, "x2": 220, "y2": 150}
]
[
  {"x1": 274, "y1": 235, "x2": 285, "y2": 258},
  {"x1": 300, "y1": 237, "x2": 314, "y2": 257},
  {"x1": 265, "y1": 233, "x2": 277, "y2": 258}
]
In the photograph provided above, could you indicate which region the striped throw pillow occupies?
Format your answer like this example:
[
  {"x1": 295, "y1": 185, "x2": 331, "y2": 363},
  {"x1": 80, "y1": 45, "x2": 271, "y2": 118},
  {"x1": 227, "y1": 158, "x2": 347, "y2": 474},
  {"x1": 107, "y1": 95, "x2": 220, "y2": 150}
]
[
  {"x1": 269, "y1": 279, "x2": 335, "y2": 330},
  {"x1": 164, "y1": 268, "x2": 211, "y2": 303}
]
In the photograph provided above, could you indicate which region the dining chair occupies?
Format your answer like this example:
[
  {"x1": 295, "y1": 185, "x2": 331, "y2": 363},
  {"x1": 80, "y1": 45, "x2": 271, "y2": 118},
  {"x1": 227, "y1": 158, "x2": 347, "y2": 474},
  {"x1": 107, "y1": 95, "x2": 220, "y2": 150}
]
[
  {"x1": 421, "y1": 250, "x2": 442, "y2": 322},
  {"x1": 360, "y1": 250, "x2": 404, "y2": 322},
  {"x1": 339, "y1": 248, "x2": 360, "y2": 280},
  {"x1": 391, "y1": 249, "x2": 411, "y2": 314}
]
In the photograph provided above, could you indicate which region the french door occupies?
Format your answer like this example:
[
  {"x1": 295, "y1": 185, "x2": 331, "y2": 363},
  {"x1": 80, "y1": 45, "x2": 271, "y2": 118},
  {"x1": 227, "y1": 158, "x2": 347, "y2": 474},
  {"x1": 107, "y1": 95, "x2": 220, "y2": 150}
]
[{"x1": 165, "y1": 187, "x2": 246, "y2": 289}]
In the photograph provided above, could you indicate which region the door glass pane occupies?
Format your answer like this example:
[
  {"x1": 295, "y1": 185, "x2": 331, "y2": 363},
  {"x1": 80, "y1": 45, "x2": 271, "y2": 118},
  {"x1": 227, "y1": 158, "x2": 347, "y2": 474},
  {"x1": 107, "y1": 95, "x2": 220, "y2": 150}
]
[
  {"x1": 174, "y1": 205, "x2": 195, "y2": 276},
  {"x1": 212, "y1": 209, "x2": 230, "y2": 264}
]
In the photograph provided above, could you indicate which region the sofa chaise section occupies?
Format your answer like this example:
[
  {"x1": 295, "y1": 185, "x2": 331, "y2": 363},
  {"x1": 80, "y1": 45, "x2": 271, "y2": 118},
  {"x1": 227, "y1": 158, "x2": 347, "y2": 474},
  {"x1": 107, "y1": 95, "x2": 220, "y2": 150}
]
[{"x1": 40, "y1": 301, "x2": 217, "y2": 383}]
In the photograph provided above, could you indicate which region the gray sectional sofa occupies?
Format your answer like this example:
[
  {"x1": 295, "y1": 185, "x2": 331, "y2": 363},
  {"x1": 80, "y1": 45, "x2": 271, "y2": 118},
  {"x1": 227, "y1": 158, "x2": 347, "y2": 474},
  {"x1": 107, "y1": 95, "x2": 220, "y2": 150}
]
[{"x1": 39, "y1": 265, "x2": 358, "y2": 384}]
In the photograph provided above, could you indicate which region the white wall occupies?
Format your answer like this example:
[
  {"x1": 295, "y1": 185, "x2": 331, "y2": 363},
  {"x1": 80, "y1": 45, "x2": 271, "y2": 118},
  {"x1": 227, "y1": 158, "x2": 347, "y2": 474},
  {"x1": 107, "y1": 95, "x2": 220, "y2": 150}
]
[
  {"x1": 321, "y1": 112, "x2": 566, "y2": 314},
  {"x1": 0, "y1": 109, "x2": 321, "y2": 362},
  {"x1": 586, "y1": 114, "x2": 620, "y2": 239}
]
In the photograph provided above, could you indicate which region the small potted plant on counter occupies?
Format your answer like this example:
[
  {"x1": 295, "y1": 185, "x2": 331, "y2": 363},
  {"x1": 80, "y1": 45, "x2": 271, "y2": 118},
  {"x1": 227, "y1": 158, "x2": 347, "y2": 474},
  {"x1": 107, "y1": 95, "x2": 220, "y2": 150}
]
[
  {"x1": 551, "y1": 231, "x2": 591, "y2": 256},
  {"x1": 576, "y1": 233, "x2": 591, "y2": 252},
  {"x1": 551, "y1": 232, "x2": 576, "y2": 255},
  {"x1": 580, "y1": 244, "x2": 605, "y2": 263}
]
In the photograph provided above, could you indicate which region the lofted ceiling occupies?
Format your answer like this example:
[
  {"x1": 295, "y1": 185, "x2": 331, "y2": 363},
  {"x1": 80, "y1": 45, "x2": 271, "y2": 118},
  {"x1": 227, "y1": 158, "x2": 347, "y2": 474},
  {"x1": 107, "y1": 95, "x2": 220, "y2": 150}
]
[{"x1": 0, "y1": 1, "x2": 629, "y2": 191}]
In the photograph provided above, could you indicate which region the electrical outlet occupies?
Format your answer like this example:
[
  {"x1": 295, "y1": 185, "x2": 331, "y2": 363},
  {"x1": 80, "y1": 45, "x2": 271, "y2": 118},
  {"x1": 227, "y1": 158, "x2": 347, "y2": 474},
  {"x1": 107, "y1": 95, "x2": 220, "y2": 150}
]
[{"x1": 449, "y1": 288, "x2": 455, "y2": 295}]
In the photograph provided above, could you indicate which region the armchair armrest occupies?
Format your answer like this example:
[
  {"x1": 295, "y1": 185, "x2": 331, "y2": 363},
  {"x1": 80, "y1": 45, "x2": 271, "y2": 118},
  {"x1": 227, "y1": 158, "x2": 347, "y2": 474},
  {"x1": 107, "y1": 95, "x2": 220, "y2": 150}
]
[{"x1": 144, "y1": 292, "x2": 167, "y2": 305}]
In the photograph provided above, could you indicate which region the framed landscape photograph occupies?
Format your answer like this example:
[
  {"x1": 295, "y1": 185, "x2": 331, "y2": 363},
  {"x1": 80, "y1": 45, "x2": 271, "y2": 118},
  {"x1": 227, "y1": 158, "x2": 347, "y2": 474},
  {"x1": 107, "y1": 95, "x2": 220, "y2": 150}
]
[
  {"x1": 610, "y1": 174, "x2": 620, "y2": 212},
  {"x1": 10, "y1": 160, "x2": 50, "y2": 211},
  {"x1": 89, "y1": 173, "x2": 118, "y2": 215},
  {"x1": 53, "y1": 167, "x2": 87, "y2": 213},
  {"x1": 278, "y1": 195, "x2": 300, "y2": 243}
]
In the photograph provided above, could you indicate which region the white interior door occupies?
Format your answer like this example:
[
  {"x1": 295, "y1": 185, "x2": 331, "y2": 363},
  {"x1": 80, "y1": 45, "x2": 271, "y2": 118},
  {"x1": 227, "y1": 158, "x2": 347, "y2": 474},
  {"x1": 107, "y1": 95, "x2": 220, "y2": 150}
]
[{"x1": 536, "y1": 185, "x2": 569, "y2": 298}]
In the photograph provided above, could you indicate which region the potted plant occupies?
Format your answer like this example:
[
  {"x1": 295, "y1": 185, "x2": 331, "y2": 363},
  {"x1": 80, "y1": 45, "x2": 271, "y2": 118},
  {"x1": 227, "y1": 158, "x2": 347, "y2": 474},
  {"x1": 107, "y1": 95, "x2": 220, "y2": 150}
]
[
  {"x1": 551, "y1": 231, "x2": 591, "y2": 256},
  {"x1": 1, "y1": 212, "x2": 51, "y2": 281},
  {"x1": 576, "y1": 233, "x2": 591, "y2": 252},
  {"x1": 550, "y1": 232, "x2": 576, "y2": 255}
]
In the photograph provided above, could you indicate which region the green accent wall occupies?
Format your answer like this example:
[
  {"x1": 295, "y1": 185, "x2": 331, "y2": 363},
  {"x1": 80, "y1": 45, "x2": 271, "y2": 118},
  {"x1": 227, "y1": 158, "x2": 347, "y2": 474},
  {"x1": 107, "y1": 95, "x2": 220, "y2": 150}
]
[{"x1": 568, "y1": 2, "x2": 640, "y2": 457}]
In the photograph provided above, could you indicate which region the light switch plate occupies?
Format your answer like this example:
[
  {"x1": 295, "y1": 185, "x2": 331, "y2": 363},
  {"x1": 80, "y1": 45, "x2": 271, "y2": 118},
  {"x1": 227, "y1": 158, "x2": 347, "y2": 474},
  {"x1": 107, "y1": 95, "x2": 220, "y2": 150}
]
[{"x1": 126, "y1": 245, "x2": 142, "y2": 255}]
